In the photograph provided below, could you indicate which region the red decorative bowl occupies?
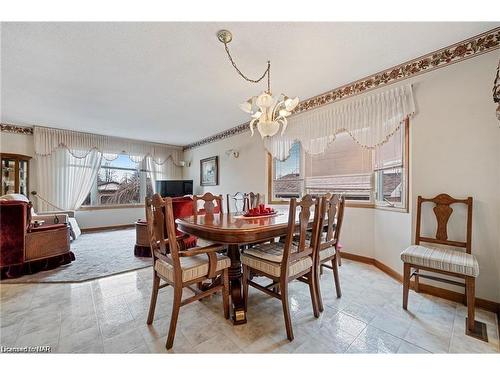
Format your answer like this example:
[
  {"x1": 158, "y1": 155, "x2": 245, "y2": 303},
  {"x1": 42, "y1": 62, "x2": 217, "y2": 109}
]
[{"x1": 243, "y1": 207, "x2": 277, "y2": 217}]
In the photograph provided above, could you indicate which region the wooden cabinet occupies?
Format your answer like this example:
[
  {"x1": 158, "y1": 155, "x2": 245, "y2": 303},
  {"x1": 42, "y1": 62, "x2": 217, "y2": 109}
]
[{"x1": 1, "y1": 153, "x2": 31, "y2": 196}]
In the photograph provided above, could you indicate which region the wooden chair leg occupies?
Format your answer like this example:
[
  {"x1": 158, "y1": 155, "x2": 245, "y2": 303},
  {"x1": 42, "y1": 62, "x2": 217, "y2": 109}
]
[
  {"x1": 166, "y1": 285, "x2": 183, "y2": 350},
  {"x1": 413, "y1": 267, "x2": 419, "y2": 292},
  {"x1": 337, "y1": 249, "x2": 342, "y2": 266},
  {"x1": 465, "y1": 276, "x2": 475, "y2": 332},
  {"x1": 222, "y1": 269, "x2": 230, "y2": 319},
  {"x1": 280, "y1": 279, "x2": 294, "y2": 341},
  {"x1": 147, "y1": 272, "x2": 160, "y2": 324},
  {"x1": 242, "y1": 264, "x2": 249, "y2": 312},
  {"x1": 315, "y1": 265, "x2": 324, "y2": 312},
  {"x1": 331, "y1": 256, "x2": 342, "y2": 298},
  {"x1": 307, "y1": 270, "x2": 320, "y2": 318},
  {"x1": 402, "y1": 263, "x2": 410, "y2": 310}
]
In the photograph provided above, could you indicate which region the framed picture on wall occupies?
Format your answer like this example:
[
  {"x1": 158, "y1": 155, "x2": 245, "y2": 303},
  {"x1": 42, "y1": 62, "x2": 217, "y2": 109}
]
[{"x1": 200, "y1": 156, "x2": 219, "y2": 186}]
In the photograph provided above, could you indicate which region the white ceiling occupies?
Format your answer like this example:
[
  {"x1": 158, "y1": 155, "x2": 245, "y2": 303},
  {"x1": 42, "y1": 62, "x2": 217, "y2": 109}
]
[{"x1": 1, "y1": 22, "x2": 497, "y2": 146}]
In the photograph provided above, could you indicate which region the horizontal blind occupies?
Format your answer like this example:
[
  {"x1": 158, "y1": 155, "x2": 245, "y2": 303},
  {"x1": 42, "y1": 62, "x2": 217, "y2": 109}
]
[{"x1": 374, "y1": 125, "x2": 403, "y2": 170}]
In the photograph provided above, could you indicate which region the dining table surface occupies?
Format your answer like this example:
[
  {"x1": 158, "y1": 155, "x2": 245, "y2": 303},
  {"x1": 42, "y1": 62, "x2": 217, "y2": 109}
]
[{"x1": 176, "y1": 205, "x2": 306, "y2": 325}]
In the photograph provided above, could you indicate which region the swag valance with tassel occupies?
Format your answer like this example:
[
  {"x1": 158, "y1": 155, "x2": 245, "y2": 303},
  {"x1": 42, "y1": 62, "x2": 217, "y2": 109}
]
[
  {"x1": 34, "y1": 126, "x2": 183, "y2": 165},
  {"x1": 264, "y1": 84, "x2": 415, "y2": 161},
  {"x1": 33, "y1": 126, "x2": 183, "y2": 211}
]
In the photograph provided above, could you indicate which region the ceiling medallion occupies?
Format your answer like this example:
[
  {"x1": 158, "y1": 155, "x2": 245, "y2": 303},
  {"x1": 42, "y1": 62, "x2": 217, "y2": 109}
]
[{"x1": 217, "y1": 29, "x2": 299, "y2": 138}]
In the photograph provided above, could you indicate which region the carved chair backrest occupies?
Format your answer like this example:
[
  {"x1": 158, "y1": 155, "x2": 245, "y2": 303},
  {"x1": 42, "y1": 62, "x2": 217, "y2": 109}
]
[
  {"x1": 317, "y1": 193, "x2": 341, "y2": 250},
  {"x1": 334, "y1": 195, "x2": 345, "y2": 247},
  {"x1": 226, "y1": 192, "x2": 246, "y2": 213},
  {"x1": 415, "y1": 193, "x2": 473, "y2": 253},
  {"x1": 193, "y1": 192, "x2": 223, "y2": 215},
  {"x1": 246, "y1": 192, "x2": 262, "y2": 209},
  {"x1": 146, "y1": 194, "x2": 182, "y2": 278},
  {"x1": 281, "y1": 195, "x2": 321, "y2": 274}
]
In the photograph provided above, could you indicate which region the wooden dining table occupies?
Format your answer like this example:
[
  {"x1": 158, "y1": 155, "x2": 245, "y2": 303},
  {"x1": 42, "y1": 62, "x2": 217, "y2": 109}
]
[{"x1": 176, "y1": 207, "x2": 293, "y2": 325}]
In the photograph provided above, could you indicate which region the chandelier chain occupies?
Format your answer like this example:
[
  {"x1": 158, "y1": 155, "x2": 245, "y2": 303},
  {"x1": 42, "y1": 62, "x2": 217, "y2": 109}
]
[{"x1": 224, "y1": 42, "x2": 271, "y2": 93}]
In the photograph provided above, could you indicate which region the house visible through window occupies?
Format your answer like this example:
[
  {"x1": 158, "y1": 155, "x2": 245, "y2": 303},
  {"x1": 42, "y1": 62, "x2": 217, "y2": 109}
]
[
  {"x1": 269, "y1": 121, "x2": 408, "y2": 209},
  {"x1": 304, "y1": 132, "x2": 374, "y2": 201},
  {"x1": 82, "y1": 154, "x2": 153, "y2": 206},
  {"x1": 271, "y1": 142, "x2": 302, "y2": 199},
  {"x1": 374, "y1": 123, "x2": 406, "y2": 208}
]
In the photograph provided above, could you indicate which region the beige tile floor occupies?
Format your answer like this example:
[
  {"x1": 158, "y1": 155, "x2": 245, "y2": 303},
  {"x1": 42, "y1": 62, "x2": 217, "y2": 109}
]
[{"x1": 1, "y1": 259, "x2": 498, "y2": 354}]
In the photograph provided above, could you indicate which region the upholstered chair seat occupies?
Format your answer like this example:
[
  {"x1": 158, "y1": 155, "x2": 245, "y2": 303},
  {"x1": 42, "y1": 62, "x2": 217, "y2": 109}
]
[
  {"x1": 401, "y1": 245, "x2": 479, "y2": 277},
  {"x1": 242, "y1": 242, "x2": 313, "y2": 278},
  {"x1": 154, "y1": 251, "x2": 230, "y2": 283},
  {"x1": 290, "y1": 232, "x2": 336, "y2": 262},
  {"x1": 319, "y1": 246, "x2": 336, "y2": 261},
  {"x1": 244, "y1": 242, "x2": 297, "y2": 262}
]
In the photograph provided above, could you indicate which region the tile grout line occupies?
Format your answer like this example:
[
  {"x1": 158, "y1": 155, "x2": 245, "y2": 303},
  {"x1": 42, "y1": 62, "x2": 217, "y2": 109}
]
[{"x1": 90, "y1": 282, "x2": 105, "y2": 353}]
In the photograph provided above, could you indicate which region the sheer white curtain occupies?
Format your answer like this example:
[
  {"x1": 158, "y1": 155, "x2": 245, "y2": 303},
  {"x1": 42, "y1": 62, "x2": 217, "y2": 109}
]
[
  {"x1": 264, "y1": 84, "x2": 415, "y2": 160},
  {"x1": 36, "y1": 148, "x2": 102, "y2": 211},
  {"x1": 146, "y1": 156, "x2": 182, "y2": 193}
]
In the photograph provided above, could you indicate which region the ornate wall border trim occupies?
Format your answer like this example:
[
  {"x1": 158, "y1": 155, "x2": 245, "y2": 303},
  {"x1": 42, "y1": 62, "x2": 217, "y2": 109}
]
[
  {"x1": 0, "y1": 123, "x2": 34, "y2": 135},
  {"x1": 184, "y1": 27, "x2": 500, "y2": 151}
]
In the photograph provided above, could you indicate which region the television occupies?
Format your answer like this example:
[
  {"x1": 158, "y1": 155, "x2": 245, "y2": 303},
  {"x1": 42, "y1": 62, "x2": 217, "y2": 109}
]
[{"x1": 156, "y1": 180, "x2": 193, "y2": 198}]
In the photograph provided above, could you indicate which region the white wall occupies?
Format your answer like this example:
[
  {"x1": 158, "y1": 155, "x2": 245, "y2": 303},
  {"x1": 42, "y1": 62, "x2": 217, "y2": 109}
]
[
  {"x1": 75, "y1": 207, "x2": 144, "y2": 230},
  {"x1": 183, "y1": 51, "x2": 500, "y2": 303},
  {"x1": 407, "y1": 51, "x2": 500, "y2": 302},
  {"x1": 0, "y1": 131, "x2": 34, "y2": 156},
  {"x1": 183, "y1": 132, "x2": 268, "y2": 196}
]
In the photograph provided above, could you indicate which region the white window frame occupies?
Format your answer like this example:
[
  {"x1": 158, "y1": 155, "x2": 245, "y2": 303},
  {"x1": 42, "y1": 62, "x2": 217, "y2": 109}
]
[{"x1": 374, "y1": 118, "x2": 409, "y2": 212}]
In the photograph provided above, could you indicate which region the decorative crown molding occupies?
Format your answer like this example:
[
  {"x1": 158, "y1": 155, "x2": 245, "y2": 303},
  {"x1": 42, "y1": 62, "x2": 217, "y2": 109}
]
[
  {"x1": 0, "y1": 123, "x2": 34, "y2": 135},
  {"x1": 183, "y1": 27, "x2": 500, "y2": 151}
]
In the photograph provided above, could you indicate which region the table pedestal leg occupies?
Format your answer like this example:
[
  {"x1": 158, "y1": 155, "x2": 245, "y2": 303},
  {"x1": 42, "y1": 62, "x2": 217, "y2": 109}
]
[{"x1": 227, "y1": 244, "x2": 246, "y2": 325}]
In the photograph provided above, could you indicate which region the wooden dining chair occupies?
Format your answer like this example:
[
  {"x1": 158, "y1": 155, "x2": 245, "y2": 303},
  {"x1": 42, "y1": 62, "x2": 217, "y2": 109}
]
[
  {"x1": 226, "y1": 192, "x2": 246, "y2": 213},
  {"x1": 331, "y1": 195, "x2": 345, "y2": 267},
  {"x1": 241, "y1": 195, "x2": 322, "y2": 341},
  {"x1": 193, "y1": 192, "x2": 223, "y2": 215},
  {"x1": 145, "y1": 194, "x2": 230, "y2": 349},
  {"x1": 315, "y1": 193, "x2": 344, "y2": 312},
  {"x1": 247, "y1": 192, "x2": 262, "y2": 209},
  {"x1": 400, "y1": 194, "x2": 484, "y2": 340}
]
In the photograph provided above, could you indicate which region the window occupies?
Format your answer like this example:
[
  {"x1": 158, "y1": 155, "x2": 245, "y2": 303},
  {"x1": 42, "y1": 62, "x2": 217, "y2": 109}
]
[
  {"x1": 270, "y1": 142, "x2": 303, "y2": 200},
  {"x1": 374, "y1": 120, "x2": 408, "y2": 209},
  {"x1": 82, "y1": 154, "x2": 153, "y2": 206},
  {"x1": 304, "y1": 133, "x2": 374, "y2": 202},
  {"x1": 268, "y1": 119, "x2": 409, "y2": 210}
]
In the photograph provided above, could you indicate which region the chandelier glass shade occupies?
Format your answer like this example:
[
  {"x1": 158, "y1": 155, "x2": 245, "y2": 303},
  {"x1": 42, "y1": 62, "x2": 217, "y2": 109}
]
[
  {"x1": 217, "y1": 29, "x2": 299, "y2": 138},
  {"x1": 240, "y1": 93, "x2": 299, "y2": 137}
]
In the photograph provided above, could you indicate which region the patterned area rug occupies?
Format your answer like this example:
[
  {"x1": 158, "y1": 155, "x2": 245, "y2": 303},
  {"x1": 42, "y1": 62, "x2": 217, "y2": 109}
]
[{"x1": 0, "y1": 229, "x2": 152, "y2": 283}]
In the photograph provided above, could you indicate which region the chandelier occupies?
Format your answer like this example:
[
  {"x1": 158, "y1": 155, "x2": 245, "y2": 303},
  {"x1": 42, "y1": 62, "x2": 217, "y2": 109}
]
[{"x1": 217, "y1": 29, "x2": 299, "y2": 138}]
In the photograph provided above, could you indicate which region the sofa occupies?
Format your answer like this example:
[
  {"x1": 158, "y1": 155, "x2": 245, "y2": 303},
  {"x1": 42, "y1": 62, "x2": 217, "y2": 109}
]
[{"x1": 0, "y1": 200, "x2": 75, "y2": 278}]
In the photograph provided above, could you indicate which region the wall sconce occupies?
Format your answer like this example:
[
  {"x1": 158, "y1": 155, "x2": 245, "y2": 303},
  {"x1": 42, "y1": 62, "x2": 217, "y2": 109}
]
[
  {"x1": 225, "y1": 149, "x2": 240, "y2": 158},
  {"x1": 176, "y1": 160, "x2": 191, "y2": 167}
]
